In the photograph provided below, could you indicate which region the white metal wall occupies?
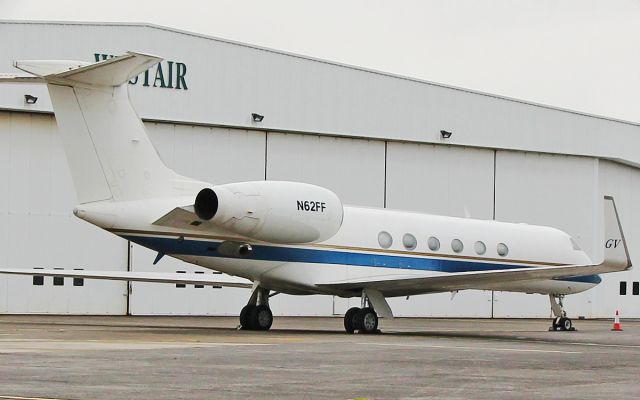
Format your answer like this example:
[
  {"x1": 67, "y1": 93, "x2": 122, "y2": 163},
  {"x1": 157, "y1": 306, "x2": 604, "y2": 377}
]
[
  {"x1": 0, "y1": 111, "x2": 127, "y2": 314},
  {"x1": 1, "y1": 21, "x2": 640, "y2": 166},
  {"x1": 493, "y1": 152, "x2": 599, "y2": 318},
  {"x1": 1, "y1": 21, "x2": 639, "y2": 318},
  {"x1": 1, "y1": 111, "x2": 639, "y2": 318},
  {"x1": 595, "y1": 160, "x2": 640, "y2": 318}
]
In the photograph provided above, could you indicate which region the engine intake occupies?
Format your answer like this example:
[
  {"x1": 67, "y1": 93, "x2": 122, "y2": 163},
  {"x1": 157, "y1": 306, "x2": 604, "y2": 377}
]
[{"x1": 194, "y1": 188, "x2": 219, "y2": 220}]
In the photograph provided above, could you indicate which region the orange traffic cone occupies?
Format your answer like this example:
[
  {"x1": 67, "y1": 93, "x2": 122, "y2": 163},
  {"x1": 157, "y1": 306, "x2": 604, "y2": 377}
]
[{"x1": 612, "y1": 310, "x2": 623, "y2": 331}]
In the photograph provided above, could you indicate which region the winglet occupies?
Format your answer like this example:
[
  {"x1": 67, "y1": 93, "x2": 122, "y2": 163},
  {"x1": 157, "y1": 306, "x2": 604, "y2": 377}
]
[{"x1": 603, "y1": 196, "x2": 632, "y2": 271}]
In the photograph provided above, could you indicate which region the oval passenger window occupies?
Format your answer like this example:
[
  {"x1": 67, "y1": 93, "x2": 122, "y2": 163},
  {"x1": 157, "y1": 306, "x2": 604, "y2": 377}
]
[
  {"x1": 427, "y1": 236, "x2": 440, "y2": 251},
  {"x1": 497, "y1": 243, "x2": 509, "y2": 257},
  {"x1": 378, "y1": 231, "x2": 393, "y2": 249},
  {"x1": 403, "y1": 233, "x2": 417, "y2": 250},
  {"x1": 451, "y1": 239, "x2": 464, "y2": 253}
]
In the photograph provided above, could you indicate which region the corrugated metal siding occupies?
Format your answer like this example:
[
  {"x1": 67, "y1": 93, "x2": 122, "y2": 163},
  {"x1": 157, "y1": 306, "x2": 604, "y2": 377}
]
[
  {"x1": 0, "y1": 22, "x2": 638, "y2": 318},
  {"x1": 1, "y1": 21, "x2": 639, "y2": 165}
]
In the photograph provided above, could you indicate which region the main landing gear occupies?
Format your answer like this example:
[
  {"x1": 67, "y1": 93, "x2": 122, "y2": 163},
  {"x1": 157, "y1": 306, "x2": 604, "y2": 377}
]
[
  {"x1": 548, "y1": 294, "x2": 575, "y2": 332},
  {"x1": 343, "y1": 293, "x2": 380, "y2": 334},
  {"x1": 239, "y1": 286, "x2": 273, "y2": 331}
]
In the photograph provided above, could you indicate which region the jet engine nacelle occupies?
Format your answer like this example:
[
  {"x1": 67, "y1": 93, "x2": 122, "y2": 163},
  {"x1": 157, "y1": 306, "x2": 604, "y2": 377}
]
[{"x1": 194, "y1": 181, "x2": 344, "y2": 244}]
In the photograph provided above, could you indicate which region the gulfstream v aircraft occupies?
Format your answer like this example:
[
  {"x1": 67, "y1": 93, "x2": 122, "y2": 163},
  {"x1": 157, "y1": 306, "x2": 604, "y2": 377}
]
[{"x1": 0, "y1": 53, "x2": 632, "y2": 333}]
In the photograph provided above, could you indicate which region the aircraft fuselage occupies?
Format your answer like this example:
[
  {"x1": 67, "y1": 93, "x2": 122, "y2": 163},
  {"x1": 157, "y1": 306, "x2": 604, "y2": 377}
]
[{"x1": 75, "y1": 198, "x2": 599, "y2": 298}]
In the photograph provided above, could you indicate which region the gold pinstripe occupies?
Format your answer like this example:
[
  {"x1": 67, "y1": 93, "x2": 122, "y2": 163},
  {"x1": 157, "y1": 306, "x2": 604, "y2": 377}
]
[{"x1": 107, "y1": 227, "x2": 568, "y2": 267}]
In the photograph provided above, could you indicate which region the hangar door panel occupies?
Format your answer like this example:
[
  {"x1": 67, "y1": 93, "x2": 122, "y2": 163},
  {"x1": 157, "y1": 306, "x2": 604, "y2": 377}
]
[
  {"x1": 493, "y1": 151, "x2": 598, "y2": 318},
  {"x1": 146, "y1": 123, "x2": 266, "y2": 185},
  {"x1": 0, "y1": 112, "x2": 127, "y2": 314},
  {"x1": 130, "y1": 125, "x2": 265, "y2": 315},
  {"x1": 267, "y1": 132, "x2": 385, "y2": 206},
  {"x1": 385, "y1": 143, "x2": 495, "y2": 317},
  {"x1": 592, "y1": 160, "x2": 640, "y2": 318},
  {"x1": 267, "y1": 132, "x2": 385, "y2": 315}
]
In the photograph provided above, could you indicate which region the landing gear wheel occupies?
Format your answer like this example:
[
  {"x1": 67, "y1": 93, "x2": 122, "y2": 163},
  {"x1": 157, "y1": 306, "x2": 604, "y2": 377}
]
[
  {"x1": 240, "y1": 304, "x2": 256, "y2": 330},
  {"x1": 249, "y1": 304, "x2": 273, "y2": 331},
  {"x1": 344, "y1": 307, "x2": 361, "y2": 334},
  {"x1": 559, "y1": 317, "x2": 573, "y2": 331},
  {"x1": 354, "y1": 307, "x2": 378, "y2": 334}
]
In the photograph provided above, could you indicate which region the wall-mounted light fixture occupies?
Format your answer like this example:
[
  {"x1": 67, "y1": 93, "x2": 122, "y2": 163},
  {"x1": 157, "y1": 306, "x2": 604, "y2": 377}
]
[
  {"x1": 24, "y1": 94, "x2": 38, "y2": 104},
  {"x1": 251, "y1": 113, "x2": 264, "y2": 122},
  {"x1": 440, "y1": 130, "x2": 452, "y2": 139}
]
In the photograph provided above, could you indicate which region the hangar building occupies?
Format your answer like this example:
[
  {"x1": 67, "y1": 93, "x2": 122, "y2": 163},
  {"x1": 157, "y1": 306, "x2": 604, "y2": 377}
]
[{"x1": 1, "y1": 20, "x2": 638, "y2": 318}]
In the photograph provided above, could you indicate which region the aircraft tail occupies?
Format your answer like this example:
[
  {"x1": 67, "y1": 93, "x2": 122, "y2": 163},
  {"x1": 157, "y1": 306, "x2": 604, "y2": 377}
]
[
  {"x1": 602, "y1": 196, "x2": 632, "y2": 271},
  {"x1": 4, "y1": 52, "x2": 202, "y2": 203}
]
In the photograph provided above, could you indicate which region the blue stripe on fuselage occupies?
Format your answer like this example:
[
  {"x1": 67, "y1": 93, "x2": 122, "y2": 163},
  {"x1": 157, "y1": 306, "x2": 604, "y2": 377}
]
[{"x1": 122, "y1": 234, "x2": 600, "y2": 285}]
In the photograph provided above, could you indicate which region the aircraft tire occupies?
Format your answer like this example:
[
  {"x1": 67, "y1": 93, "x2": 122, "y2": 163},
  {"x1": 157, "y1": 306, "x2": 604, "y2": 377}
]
[
  {"x1": 559, "y1": 317, "x2": 572, "y2": 331},
  {"x1": 344, "y1": 307, "x2": 361, "y2": 334},
  {"x1": 355, "y1": 307, "x2": 378, "y2": 334},
  {"x1": 240, "y1": 304, "x2": 256, "y2": 330},
  {"x1": 250, "y1": 304, "x2": 273, "y2": 331}
]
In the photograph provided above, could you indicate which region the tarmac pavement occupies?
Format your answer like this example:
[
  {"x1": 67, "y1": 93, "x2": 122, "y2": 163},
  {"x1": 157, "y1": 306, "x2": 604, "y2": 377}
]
[{"x1": 0, "y1": 315, "x2": 638, "y2": 399}]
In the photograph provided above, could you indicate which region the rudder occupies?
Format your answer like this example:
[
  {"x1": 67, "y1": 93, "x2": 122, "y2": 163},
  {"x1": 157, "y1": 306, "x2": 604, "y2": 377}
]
[{"x1": 11, "y1": 52, "x2": 197, "y2": 203}]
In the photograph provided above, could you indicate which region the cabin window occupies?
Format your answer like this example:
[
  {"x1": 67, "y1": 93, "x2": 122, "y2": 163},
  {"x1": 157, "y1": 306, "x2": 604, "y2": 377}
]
[
  {"x1": 378, "y1": 231, "x2": 393, "y2": 249},
  {"x1": 403, "y1": 233, "x2": 417, "y2": 250},
  {"x1": 619, "y1": 281, "x2": 627, "y2": 295},
  {"x1": 497, "y1": 243, "x2": 509, "y2": 257},
  {"x1": 474, "y1": 241, "x2": 486, "y2": 255},
  {"x1": 633, "y1": 282, "x2": 639, "y2": 296},
  {"x1": 427, "y1": 236, "x2": 440, "y2": 251},
  {"x1": 451, "y1": 239, "x2": 464, "y2": 253}
]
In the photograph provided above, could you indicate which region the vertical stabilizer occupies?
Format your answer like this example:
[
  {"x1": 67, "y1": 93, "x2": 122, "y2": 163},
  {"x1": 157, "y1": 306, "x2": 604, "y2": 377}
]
[{"x1": 10, "y1": 52, "x2": 201, "y2": 203}]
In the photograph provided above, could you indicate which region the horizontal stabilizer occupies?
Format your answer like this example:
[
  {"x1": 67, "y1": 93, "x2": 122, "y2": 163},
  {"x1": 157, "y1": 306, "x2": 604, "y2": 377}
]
[
  {"x1": 0, "y1": 73, "x2": 44, "y2": 83},
  {"x1": 0, "y1": 268, "x2": 252, "y2": 289},
  {"x1": 52, "y1": 51, "x2": 162, "y2": 87},
  {"x1": 14, "y1": 59, "x2": 91, "y2": 77},
  {"x1": 2, "y1": 52, "x2": 162, "y2": 87}
]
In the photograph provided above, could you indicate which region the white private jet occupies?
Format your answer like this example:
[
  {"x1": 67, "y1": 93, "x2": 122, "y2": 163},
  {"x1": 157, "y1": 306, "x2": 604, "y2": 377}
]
[{"x1": 0, "y1": 52, "x2": 632, "y2": 333}]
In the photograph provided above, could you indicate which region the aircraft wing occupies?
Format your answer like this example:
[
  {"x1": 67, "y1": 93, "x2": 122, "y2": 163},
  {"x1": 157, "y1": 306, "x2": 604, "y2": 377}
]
[
  {"x1": 317, "y1": 259, "x2": 628, "y2": 297},
  {"x1": 152, "y1": 206, "x2": 219, "y2": 233},
  {"x1": 0, "y1": 268, "x2": 252, "y2": 289},
  {"x1": 320, "y1": 196, "x2": 632, "y2": 297}
]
